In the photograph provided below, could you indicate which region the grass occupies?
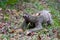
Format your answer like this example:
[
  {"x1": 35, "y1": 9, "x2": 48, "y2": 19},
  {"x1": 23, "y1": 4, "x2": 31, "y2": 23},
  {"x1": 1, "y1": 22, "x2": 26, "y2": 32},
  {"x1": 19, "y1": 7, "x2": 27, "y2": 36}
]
[{"x1": 0, "y1": 0, "x2": 60, "y2": 40}]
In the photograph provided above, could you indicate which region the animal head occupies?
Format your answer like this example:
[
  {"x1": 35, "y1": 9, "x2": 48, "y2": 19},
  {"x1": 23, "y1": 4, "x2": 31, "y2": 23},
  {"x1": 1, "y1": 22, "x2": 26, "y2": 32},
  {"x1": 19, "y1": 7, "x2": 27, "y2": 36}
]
[{"x1": 23, "y1": 13, "x2": 30, "y2": 20}]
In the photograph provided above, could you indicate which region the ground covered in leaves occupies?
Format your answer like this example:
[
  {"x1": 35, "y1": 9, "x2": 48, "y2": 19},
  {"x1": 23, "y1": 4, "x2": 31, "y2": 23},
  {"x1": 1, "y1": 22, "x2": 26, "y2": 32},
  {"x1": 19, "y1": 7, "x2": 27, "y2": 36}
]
[{"x1": 0, "y1": 0, "x2": 60, "y2": 40}]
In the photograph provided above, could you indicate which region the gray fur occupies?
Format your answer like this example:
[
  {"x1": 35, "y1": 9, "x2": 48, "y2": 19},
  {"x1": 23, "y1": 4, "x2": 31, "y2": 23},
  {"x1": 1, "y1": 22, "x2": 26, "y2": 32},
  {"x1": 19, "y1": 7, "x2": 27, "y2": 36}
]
[{"x1": 22, "y1": 10, "x2": 53, "y2": 32}]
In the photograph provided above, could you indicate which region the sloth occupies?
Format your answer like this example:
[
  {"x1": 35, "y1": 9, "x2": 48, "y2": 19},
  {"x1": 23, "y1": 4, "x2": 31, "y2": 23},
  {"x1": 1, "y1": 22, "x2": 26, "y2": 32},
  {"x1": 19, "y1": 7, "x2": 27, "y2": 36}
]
[{"x1": 22, "y1": 10, "x2": 53, "y2": 34}]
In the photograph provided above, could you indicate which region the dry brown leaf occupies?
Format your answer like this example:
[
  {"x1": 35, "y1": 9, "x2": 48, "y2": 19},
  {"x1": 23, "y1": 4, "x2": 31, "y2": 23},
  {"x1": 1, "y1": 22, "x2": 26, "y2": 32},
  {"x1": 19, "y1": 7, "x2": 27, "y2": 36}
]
[
  {"x1": 37, "y1": 35, "x2": 41, "y2": 40},
  {"x1": 0, "y1": 22, "x2": 5, "y2": 28},
  {"x1": 57, "y1": 32, "x2": 60, "y2": 39},
  {"x1": 12, "y1": 9, "x2": 19, "y2": 16},
  {"x1": 9, "y1": 29, "x2": 15, "y2": 33},
  {"x1": 52, "y1": 29, "x2": 57, "y2": 33},
  {"x1": 15, "y1": 28, "x2": 24, "y2": 34}
]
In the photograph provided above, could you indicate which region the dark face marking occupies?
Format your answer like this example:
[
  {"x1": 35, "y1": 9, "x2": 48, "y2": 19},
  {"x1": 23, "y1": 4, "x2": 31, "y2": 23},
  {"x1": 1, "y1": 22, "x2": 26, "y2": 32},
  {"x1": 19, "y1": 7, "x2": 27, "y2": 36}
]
[{"x1": 23, "y1": 14, "x2": 29, "y2": 20}]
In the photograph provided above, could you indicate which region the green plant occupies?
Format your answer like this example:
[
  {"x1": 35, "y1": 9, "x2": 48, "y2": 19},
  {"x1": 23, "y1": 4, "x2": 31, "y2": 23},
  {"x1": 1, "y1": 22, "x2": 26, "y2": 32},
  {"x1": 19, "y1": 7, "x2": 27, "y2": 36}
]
[
  {"x1": 4, "y1": 13, "x2": 9, "y2": 22},
  {"x1": 0, "y1": 0, "x2": 18, "y2": 9},
  {"x1": 33, "y1": 2, "x2": 44, "y2": 10},
  {"x1": 2, "y1": 34, "x2": 10, "y2": 40}
]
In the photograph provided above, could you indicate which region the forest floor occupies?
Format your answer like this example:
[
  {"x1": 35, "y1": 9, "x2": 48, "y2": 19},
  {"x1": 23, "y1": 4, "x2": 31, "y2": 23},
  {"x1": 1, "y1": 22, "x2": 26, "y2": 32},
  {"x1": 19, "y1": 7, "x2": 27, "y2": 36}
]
[{"x1": 0, "y1": 0, "x2": 60, "y2": 40}]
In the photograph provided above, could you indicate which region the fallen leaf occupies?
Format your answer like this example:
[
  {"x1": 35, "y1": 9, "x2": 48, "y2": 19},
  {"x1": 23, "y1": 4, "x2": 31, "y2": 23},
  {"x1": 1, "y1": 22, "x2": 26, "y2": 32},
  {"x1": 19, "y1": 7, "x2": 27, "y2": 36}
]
[
  {"x1": 37, "y1": 35, "x2": 41, "y2": 40},
  {"x1": 57, "y1": 32, "x2": 60, "y2": 39},
  {"x1": 15, "y1": 28, "x2": 24, "y2": 34}
]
